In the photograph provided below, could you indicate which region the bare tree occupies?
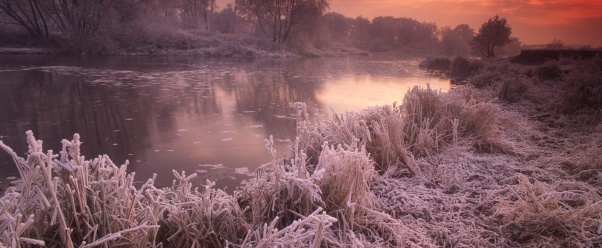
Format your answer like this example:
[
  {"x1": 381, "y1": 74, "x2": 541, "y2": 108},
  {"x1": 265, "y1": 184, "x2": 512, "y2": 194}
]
[
  {"x1": 472, "y1": 15, "x2": 512, "y2": 58},
  {"x1": 213, "y1": 4, "x2": 237, "y2": 33},
  {"x1": 143, "y1": 0, "x2": 180, "y2": 19},
  {"x1": 239, "y1": 0, "x2": 329, "y2": 44},
  {"x1": 0, "y1": 0, "x2": 49, "y2": 39},
  {"x1": 180, "y1": 0, "x2": 215, "y2": 30}
]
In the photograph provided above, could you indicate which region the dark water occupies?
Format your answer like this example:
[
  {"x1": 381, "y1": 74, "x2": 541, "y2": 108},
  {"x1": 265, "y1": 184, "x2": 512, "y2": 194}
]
[{"x1": 0, "y1": 55, "x2": 449, "y2": 191}]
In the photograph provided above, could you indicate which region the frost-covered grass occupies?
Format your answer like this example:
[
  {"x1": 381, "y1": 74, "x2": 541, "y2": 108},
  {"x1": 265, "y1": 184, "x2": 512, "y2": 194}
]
[
  {"x1": 0, "y1": 47, "x2": 55, "y2": 54},
  {"x1": 1, "y1": 57, "x2": 602, "y2": 247}
]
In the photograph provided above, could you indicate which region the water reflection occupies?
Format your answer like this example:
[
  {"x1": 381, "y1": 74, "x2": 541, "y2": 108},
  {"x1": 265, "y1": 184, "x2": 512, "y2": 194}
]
[{"x1": 0, "y1": 55, "x2": 449, "y2": 192}]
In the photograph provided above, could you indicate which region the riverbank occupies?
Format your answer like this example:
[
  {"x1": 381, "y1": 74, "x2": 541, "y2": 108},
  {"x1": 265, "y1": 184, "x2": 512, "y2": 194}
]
[
  {"x1": 0, "y1": 56, "x2": 600, "y2": 246},
  {"x1": 0, "y1": 32, "x2": 369, "y2": 58}
]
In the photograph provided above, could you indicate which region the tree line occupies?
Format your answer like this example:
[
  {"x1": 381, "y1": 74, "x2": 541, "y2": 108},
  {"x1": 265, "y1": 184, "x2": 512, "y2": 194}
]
[{"x1": 0, "y1": 0, "x2": 516, "y2": 57}]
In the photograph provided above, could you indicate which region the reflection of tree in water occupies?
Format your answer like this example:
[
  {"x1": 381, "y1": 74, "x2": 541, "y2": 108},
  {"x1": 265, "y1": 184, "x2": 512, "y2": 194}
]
[
  {"x1": 228, "y1": 59, "x2": 325, "y2": 141},
  {"x1": 0, "y1": 68, "x2": 220, "y2": 182}
]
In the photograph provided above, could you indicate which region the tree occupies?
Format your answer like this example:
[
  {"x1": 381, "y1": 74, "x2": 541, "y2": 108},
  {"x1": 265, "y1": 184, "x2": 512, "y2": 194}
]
[
  {"x1": 350, "y1": 16, "x2": 370, "y2": 47},
  {"x1": 213, "y1": 4, "x2": 238, "y2": 33},
  {"x1": 453, "y1": 24, "x2": 474, "y2": 43},
  {"x1": 440, "y1": 24, "x2": 474, "y2": 55},
  {"x1": 322, "y1": 12, "x2": 351, "y2": 40},
  {"x1": 180, "y1": 0, "x2": 215, "y2": 30},
  {"x1": 546, "y1": 38, "x2": 564, "y2": 49},
  {"x1": 0, "y1": 0, "x2": 49, "y2": 39},
  {"x1": 494, "y1": 37, "x2": 522, "y2": 57},
  {"x1": 238, "y1": 0, "x2": 329, "y2": 44},
  {"x1": 472, "y1": 15, "x2": 512, "y2": 58}
]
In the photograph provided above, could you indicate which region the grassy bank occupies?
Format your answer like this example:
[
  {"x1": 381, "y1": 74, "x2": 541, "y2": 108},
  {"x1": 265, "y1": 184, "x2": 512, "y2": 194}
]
[
  {"x1": 1, "y1": 56, "x2": 601, "y2": 247},
  {"x1": 0, "y1": 31, "x2": 369, "y2": 58}
]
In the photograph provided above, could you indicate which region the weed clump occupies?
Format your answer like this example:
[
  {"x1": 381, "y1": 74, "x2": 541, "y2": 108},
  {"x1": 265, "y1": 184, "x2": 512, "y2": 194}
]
[{"x1": 496, "y1": 175, "x2": 602, "y2": 247}]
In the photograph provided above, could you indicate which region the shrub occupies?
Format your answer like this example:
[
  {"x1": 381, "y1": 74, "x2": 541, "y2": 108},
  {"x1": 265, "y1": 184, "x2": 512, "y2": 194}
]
[
  {"x1": 450, "y1": 56, "x2": 483, "y2": 78},
  {"x1": 468, "y1": 69, "x2": 501, "y2": 88},
  {"x1": 419, "y1": 57, "x2": 452, "y2": 71},
  {"x1": 561, "y1": 59, "x2": 602, "y2": 112},
  {"x1": 534, "y1": 63, "x2": 563, "y2": 81}
]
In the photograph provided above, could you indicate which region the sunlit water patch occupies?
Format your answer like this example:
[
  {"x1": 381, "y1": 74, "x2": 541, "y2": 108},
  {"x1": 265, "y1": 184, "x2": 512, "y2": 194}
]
[{"x1": 0, "y1": 55, "x2": 449, "y2": 192}]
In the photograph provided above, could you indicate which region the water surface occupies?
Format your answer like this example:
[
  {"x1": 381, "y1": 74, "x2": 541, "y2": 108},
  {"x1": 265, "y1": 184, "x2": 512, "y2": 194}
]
[{"x1": 0, "y1": 55, "x2": 449, "y2": 191}]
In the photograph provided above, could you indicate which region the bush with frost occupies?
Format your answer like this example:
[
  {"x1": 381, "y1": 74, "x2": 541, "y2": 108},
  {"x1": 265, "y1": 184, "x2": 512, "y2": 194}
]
[
  {"x1": 0, "y1": 132, "x2": 159, "y2": 247},
  {"x1": 533, "y1": 63, "x2": 563, "y2": 81},
  {"x1": 293, "y1": 84, "x2": 507, "y2": 178},
  {"x1": 0, "y1": 131, "x2": 344, "y2": 247},
  {"x1": 561, "y1": 56, "x2": 602, "y2": 112}
]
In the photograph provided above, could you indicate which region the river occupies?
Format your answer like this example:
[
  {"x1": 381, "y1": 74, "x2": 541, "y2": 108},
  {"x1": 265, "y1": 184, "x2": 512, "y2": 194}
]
[{"x1": 0, "y1": 55, "x2": 449, "y2": 191}]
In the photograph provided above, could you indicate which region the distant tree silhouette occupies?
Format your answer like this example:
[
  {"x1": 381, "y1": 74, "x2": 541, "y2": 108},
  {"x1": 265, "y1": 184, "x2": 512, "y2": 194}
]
[
  {"x1": 322, "y1": 12, "x2": 351, "y2": 40},
  {"x1": 362, "y1": 16, "x2": 437, "y2": 52},
  {"x1": 350, "y1": 16, "x2": 371, "y2": 47},
  {"x1": 453, "y1": 24, "x2": 474, "y2": 43},
  {"x1": 180, "y1": 0, "x2": 216, "y2": 30},
  {"x1": 440, "y1": 24, "x2": 474, "y2": 55},
  {"x1": 213, "y1": 4, "x2": 238, "y2": 33},
  {"x1": 472, "y1": 15, "x2": 512, "y2": 58},
  {"x1": 546, "y1": 38, "x2": 564, "y2": 49},
  {"x1": 494, "y1": 37, "x2": 522, "y2": 57}
]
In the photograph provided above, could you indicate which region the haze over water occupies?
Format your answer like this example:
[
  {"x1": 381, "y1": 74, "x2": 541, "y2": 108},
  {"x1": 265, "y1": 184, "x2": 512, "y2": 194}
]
[{"x1": 0, "y1": 55, "x2": 449, "y2": 190}]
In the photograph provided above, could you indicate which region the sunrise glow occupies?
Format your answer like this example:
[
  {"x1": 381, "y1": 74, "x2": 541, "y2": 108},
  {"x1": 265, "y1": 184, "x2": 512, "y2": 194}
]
[{"x1": 218, "y1": 0, "x2": 602, "y2": 46}]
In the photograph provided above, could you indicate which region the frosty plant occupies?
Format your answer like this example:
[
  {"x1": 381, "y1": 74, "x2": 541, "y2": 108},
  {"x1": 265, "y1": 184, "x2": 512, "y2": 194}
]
[
  {"x1": 0, "y1": 131, "x2": 159, "y2": 247},
  {"x1": 0, "y1": 131, "x2": 342, "y2": 247}
]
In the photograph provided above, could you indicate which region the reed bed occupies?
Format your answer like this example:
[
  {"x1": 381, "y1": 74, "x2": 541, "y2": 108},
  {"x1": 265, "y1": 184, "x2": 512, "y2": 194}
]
[{"x1": 1, "y1": 57, "x2": 601, "y2": 247}]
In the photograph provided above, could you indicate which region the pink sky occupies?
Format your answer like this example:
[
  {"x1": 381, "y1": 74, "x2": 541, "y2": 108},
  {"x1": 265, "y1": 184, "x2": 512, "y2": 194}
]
[{"x1": 217, "y1": 0, "x2": 602, "y2": 47}]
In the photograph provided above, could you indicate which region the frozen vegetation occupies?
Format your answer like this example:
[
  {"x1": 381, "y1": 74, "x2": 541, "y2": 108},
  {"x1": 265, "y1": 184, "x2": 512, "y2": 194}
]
[{"x1": 1, "y1": 56, "x2": 602, "y2": 247}]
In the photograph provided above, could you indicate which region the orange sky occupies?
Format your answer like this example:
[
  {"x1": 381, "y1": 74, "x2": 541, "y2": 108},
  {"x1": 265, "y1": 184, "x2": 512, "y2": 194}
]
[{"x1": 218, "y1": 0, "x2": 602, "y2": 47}]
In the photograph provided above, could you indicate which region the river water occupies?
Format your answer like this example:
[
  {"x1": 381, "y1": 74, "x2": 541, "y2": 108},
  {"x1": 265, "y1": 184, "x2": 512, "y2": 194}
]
[{"x1": 0, "y1": 55, "x2": 449, "y2": 191}]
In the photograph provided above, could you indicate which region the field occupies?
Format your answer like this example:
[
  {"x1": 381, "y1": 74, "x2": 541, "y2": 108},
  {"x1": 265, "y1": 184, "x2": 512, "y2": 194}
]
[{"x1": 1, "y1": 56, "x2": 601, "y2": 247}]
